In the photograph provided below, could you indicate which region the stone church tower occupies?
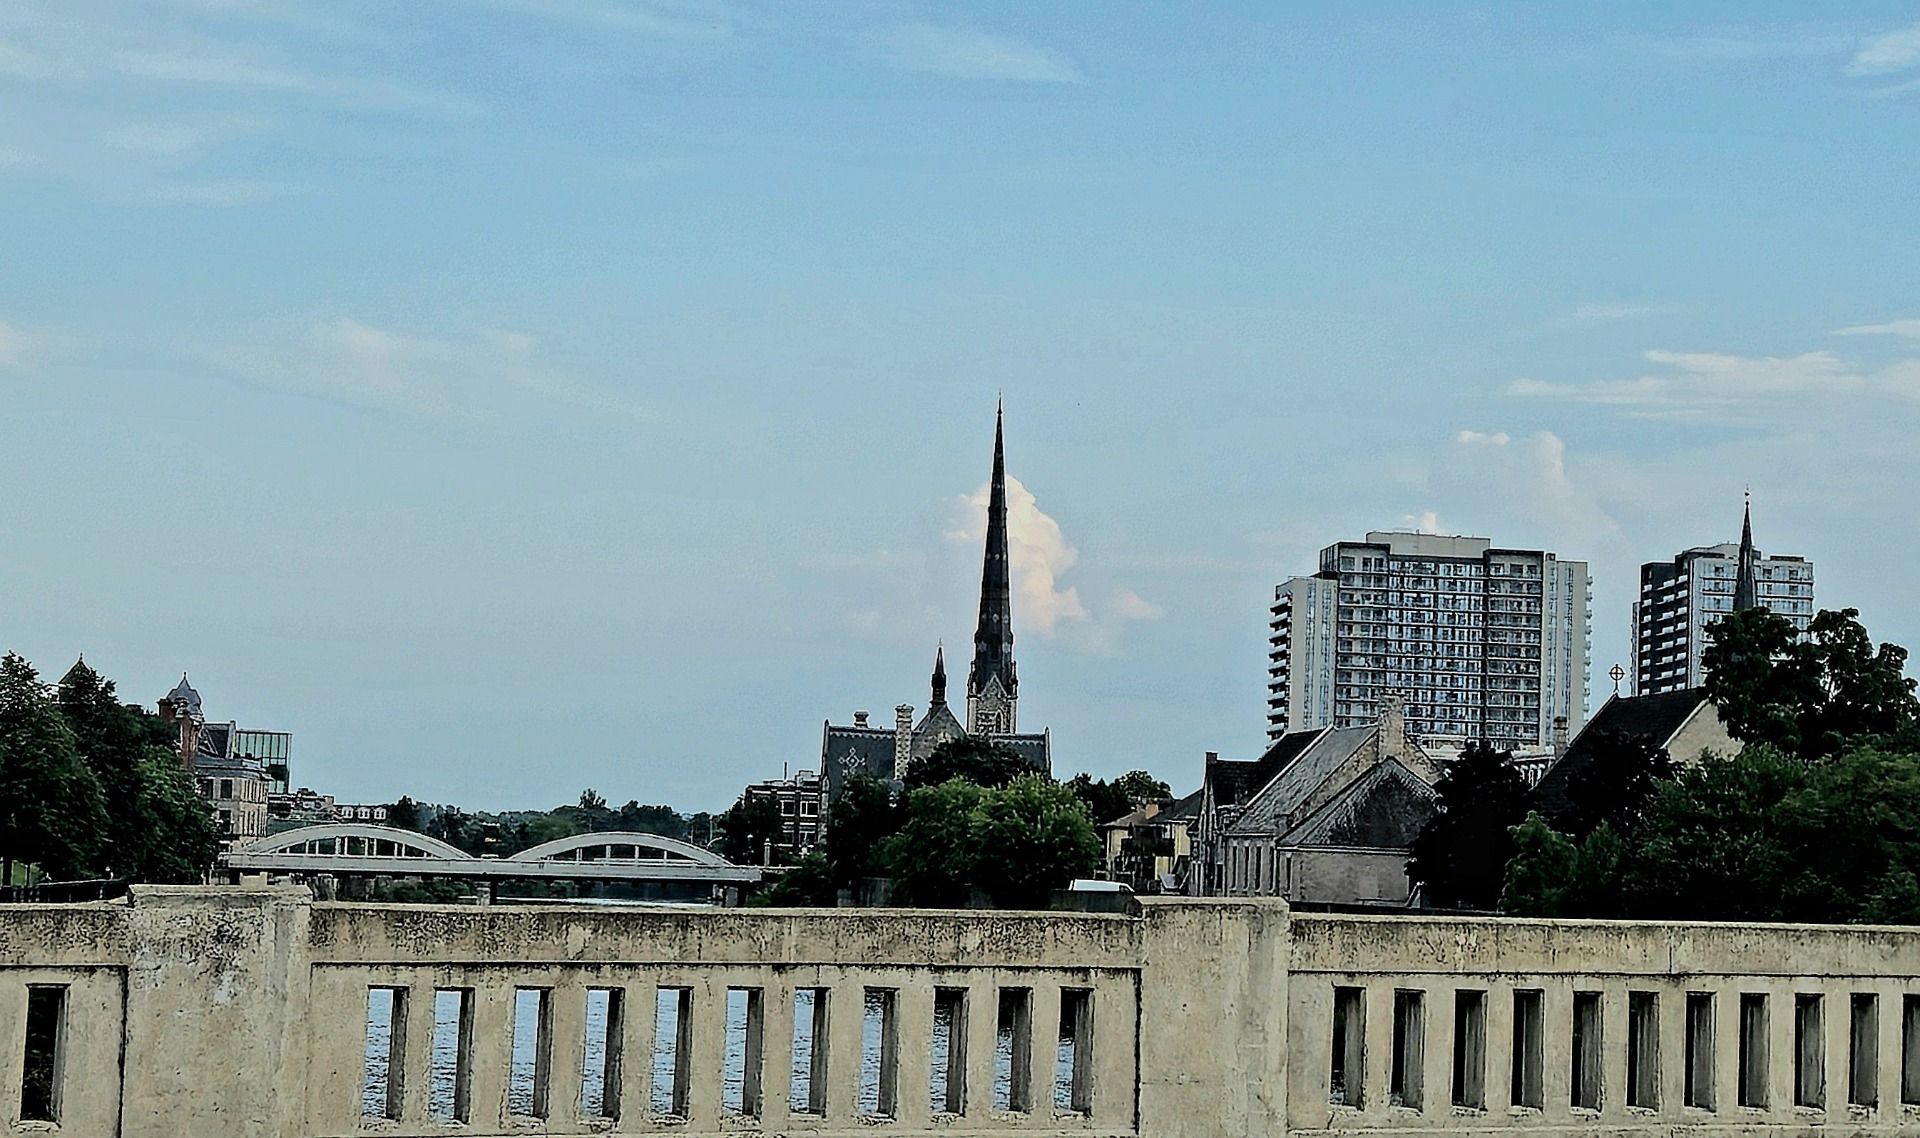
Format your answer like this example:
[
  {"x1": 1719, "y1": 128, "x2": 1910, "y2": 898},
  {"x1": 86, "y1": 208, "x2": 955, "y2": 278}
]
[{"x1": 967, "y1": 402, "x2": 1019, "y2": 735}]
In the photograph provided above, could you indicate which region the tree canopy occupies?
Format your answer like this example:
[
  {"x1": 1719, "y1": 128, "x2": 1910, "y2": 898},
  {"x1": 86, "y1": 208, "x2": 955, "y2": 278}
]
[
  {"x1": 1406, "y1": 741, "x2": 1530, "y2": 910},
  {"x1": 905, "y1": 736, "x2": 1033, "y2": 790},
  {"x1": 1705, "y1": 607, "x2": 1920, "y2": 762}
]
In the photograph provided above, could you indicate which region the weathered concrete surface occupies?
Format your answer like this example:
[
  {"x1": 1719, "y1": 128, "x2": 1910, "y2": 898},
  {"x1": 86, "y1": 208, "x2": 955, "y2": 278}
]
[{"x1": 5, "y1": 890, "x2": 1920, "y2": 1136}]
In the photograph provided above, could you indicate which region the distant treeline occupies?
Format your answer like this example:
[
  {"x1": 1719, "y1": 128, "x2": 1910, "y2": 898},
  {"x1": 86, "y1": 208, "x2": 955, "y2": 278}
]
[{"x1": 382, "y1": 789, "x2": 717, "y2": 859}]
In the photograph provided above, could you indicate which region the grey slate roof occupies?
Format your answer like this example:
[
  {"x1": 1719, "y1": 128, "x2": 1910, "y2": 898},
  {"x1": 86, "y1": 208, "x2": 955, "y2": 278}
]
[
  {"x1": 1276, "y1": 759, "x2": 1437, "y2": 848},
  {"x1": 1529, "y1": 688, "x2": 1710, "y2": 826},
  {"x1": 1205, "y1": 727, "x2": 1323, "y2": 812},
  {"x1": 820, "y1": 721, "x2": 1050, "y2": 800},
  {"x1": 1225, "y1": 725, "x2": 1377, "y2": 837}
]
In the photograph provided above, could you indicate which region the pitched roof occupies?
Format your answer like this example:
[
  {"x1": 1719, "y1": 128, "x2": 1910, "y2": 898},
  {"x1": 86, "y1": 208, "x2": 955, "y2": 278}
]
[
  {"x1": 1276, "y1": 759, "x2": 1437, "y2": 848},
  {"x1": 821, "y1": 724, "x2": 898, "y2": 798},
  {"x1": 1206, "y1": 727, "x2": 1323, "y2": 811},
  {"x1": 1162, "y1": 786, "x2": 1204, "y2": 823},
  {"x1": 1226, "y1": 725, "x2": 1376, "y2": 837},
  {"x1": 1529, "y1": 687, "x2": 1711, "y2": 824}
]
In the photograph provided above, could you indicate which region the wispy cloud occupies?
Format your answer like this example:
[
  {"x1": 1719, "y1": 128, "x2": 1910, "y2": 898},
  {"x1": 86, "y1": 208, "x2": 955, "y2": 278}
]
[
  {"x1": 862, "y1": 23, "x2": 1084, "y2": 84},
  {"x1": 113, "y1": 49, "x2": 306, "y2": 89},
  {"x1": 1644, "y1": 31, "x2": 1851, "y2": 64},
  {"x1": 1509, "y1": 340, "x2": 1920, "y2": 416},
  {"x1": 0, "y1": 37, "x2": 66, "y2": 80},
  {"x1": 1835, "y1": 318, "x2": 1920, "y2": 339},
  {"x1": 213, "y1": 316, "x2": 649, "y2": 421},
  {"x1": 478, "y1": 0, "x2": 734, "y2": 38},
  {"x1": 1571, "y1": 302, "x2": 1659, "y2": 323},
  {"x1": 0, "y1": 144, "x2": 40, "y2": 168},
  {"x1": 147, "y1": 178, "x2": 289, "y2": 206},
  {"x1": 0, "y1": 321, "x2": 30, "y2": 370},
  {"x1": 105, "y1": 123, "x2": 208, "y2": 157},
  {"x1": 1848, "y1": 20, "x2": 1920, "y2": 76}
]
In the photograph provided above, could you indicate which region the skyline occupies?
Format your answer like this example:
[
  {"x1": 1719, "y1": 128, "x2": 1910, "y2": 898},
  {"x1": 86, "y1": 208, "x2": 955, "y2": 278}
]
[{"x1": 3, "y1": 2, "x2": 1918, "y2": 810}]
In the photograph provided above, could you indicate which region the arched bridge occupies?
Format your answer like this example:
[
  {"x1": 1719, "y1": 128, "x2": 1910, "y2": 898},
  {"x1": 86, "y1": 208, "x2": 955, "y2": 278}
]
[{"x1": 225, "y1": 824, "x2": 762, "y2": 889}]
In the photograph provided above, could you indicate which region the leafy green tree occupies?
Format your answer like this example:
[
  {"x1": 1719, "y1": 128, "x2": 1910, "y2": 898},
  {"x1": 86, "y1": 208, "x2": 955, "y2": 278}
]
[
  {"x1": 1616, "y1": 746, "x2": 1811, "y2": 920},
  {"x1": 578, "y1": 788, "x2": 608, "y2": 811},
  {"x1": 1705, "y1": 607, "x2": 1920, "y2": 761},
  {"x1": 1500, "y1": 812, "x2": 1579, "y2": 916},
  {"x1": 386, "y1": 796, "x2": 422, "y2": 831},
  {"x1": 1407, "y1": 741, "x2": 1530, "y2": 910},
  {"x1": 825, "y1": 774, "x2": 899, "y2": 892},
  {"x1": 1064, "y1": 773, "x2": 1132, "y2": 826},
  {"x1": 55, "y1": 659, "x2": 215, "y2": 882},
  {"x1": 973, "y1": 776, "x2": 1101, "y2": 909},
  {"x1": 906, "y1": 736, "x2": 1032, "y2": 790},
  {"x1": 883, "y1": 779, "x2": 988, "y2": 907},
  {"x1": 759, "y1": 849, "x2": 835, "y2": 907},
  {"x1": 1560, "y1": 728, "x2": 1678, "y2": 839},
  {"x1": 715, "y1": 796, "x2": 785, "y2": 865},
  {"x1": 0, "y1": 654, "x2": 108, "y2": 882},
  {"x1": 1114, "y1": 770, "x2": 1173, "y2": 803},
  {"x1": 616, "y1": 800, "x2": 690, "y2": 839}
]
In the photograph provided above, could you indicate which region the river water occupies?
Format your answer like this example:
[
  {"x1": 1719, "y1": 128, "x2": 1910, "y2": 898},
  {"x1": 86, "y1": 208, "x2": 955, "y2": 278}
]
[{"x1": 364, "y1": 989, "x2": 1075, "y2": 1120}]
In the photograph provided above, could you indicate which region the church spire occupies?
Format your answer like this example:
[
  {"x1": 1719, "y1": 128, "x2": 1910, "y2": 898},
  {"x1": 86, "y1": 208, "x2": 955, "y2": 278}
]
[
  {"x1": 1733, "y1": 491, "x2": 1759, "y2": 612},
  {"x1": 930, "y1": 643, "x2": 948, "y2": 708},
  {"x1": 967, "y1": 399, "x2": 1018, "y2": 734}
]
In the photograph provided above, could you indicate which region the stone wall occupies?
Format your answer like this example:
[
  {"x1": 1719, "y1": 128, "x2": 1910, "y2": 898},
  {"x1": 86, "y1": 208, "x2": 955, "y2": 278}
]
[{"x1": 3, "y1": 888, "x2": 1920, "y2": 1136}]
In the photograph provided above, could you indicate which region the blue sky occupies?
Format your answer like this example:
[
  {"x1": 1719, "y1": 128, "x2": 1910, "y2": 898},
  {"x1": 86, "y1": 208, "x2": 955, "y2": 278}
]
[{"x1": 3, "y1": 1, "x2": 1918, "y2": 811}]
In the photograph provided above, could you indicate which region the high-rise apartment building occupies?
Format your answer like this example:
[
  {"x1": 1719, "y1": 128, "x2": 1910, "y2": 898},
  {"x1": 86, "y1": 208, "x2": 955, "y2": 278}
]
[
  {"x1": 1267, "y1": 531, "x2": 1591, "y2": 749},
  {"x1": 1632, "y1": 501, "x2": 1814, "y2": 695}
]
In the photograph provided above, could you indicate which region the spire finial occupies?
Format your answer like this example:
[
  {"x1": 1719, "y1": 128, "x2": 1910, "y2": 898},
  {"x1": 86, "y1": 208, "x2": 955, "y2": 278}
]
[
  {"x1": 1733, "y1": 490, "x2": 1759, "y2": 612},
  {"x1": 968, "y1": 399, "x2": 1017, "y2": 734}
]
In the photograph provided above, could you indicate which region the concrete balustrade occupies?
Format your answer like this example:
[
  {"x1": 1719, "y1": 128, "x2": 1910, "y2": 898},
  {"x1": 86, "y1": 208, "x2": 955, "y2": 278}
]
[{"x1": 4, "y1": 888, "x2": 1920, "y2": 1136}]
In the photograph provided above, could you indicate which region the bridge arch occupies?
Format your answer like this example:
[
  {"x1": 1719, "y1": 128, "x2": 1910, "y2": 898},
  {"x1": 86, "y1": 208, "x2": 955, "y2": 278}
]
[
  {"x1": 248, "y1": 823, "x2": 469, "y2": 861},
  {"x1": 505, "y1": 831, "x2": 735, "y2": 867}
]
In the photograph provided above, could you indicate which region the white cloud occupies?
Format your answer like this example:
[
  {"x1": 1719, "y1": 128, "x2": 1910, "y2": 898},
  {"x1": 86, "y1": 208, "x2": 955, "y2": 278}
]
[
  {"x1": 0, "y1": 322, "x2": 29, "y2": 370},
  {"x1": 1441, "y1": 429, "x2": 1627, "y2": 560},
  {"x1": 946, "y1": 474, "x2": 1155, "y2": 652},
  {"x1": 114, "y1": 49, "x2": 307, "y2": 89},
  {"x1": 1509, "y1": 347, "x2": 1891, "y2": 411},
  {"x1": 213, "y1": 316, "x2": 648, "y2": 420},
  {"x1": 146, "y1": 178, "x2": 289, "y2": 206},
  {"x1": 106, "y1": 123, "x2": 208, "y2": 156},
  {"x1": 0, "y1": 37, "x2": 65, "y2": 80},
  {"x1": 1835, "y1": 318, "x2": 1920, "y2": 339},
  {"x1": 862, "y1": 24, "x2": 1084, "y2": 84},
  {"x1": 1454, "y1": 430, "x2": 1510, "y2": 447},
  {"x1": 1646, "y1": 32, "x2": 1852, "y2": 63},
  {"x1": 1571, "y1": 302, "x2": 1658, "y2": 323},
  {"x1": 0, "y1": 145, "x2": 39, "y2": 168},
  {"x1": 1849, "y1": 20, "x2": 1920, "y2": 75}
]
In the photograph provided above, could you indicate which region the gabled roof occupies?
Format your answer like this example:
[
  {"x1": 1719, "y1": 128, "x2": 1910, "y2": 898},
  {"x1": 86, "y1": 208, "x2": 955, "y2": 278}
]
[
  {"x1": 1225, "y1": 725, "x2": 1376, "y2": 837},
  {"x1": 821, "y1": 724, "x2": 898, "y2": 798},
  {"x1": 1529, "y1": 687, "x2": 1711, "y2": 824},
  {"x1": 1276, "y1": 759, "x2": 1437, "y2": 848},
  {"x1": 1206, "y1": 727, "x2": 1324, "y2": 810},
  {"x1": 1162, "y1": 786, "x2": 1204, "y2": 823}
]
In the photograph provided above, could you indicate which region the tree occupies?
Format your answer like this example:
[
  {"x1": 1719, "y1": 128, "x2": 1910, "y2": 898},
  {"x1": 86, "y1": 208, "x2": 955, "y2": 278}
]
[
  {"x1": 972, "y1": 777, "x2": 1101, "y2": 909},
  {"x1": 1407, "y1": 741, "x2": 1530, "y2": 910},
  {"x1": 55, "y1": 659, "x2": 215, "y2": 882},
  {"x1": 825, "y1": 774, "x2": 898, "y2": 893},
  {"x1": 882, "y1": 779, "x2": 988, "y2": 907},
  {"x1": 1114, "y1": 770, "x2": 1173, "y2": 803},
  {"x1": 0, "y1": 654, "x2": 108, "y2": 882},
  {"x1": 578, "y1": 788, "x2": 608, "y2": 812},
  {"x1": 1560, "y1": 728, "x2": 1677, "y2": 839},
  {"x1": 386, "y1": 796, "x2": 422, "y2": 831},
  {"x1": 1705, "y1": 607, "x2": 1920, "y2": 762},
  {"x1": 1500, "y1": 812, "x2": 1579, "y2": 916},
  {"x1": 715, "y1": 796, "x2": 785, "y2": 866},
  {"x1": 759, "y1": 849, "x2": 835, "y2": 907},
  {"x1": 906, "y1": 736, "x2": 1032, "y2": 791},
  {"x1": 1065, "y1": 774, "x2": 1132, "y2": 826}
]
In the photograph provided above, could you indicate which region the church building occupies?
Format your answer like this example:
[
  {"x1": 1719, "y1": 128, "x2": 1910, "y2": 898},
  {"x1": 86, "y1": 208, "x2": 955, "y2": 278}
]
[{"x1": 820, "y1": 404, "x2": 1053, "y2": 801}]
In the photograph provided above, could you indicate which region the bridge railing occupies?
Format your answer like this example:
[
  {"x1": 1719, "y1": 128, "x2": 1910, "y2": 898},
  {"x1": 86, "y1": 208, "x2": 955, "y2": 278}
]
[{"x1": 7, "y1": 888, "x2": 1920, "y2": 1137}]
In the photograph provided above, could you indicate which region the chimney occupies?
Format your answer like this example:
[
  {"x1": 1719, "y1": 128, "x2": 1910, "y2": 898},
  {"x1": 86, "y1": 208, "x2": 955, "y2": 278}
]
[
  {"x1": 1552, "y1": 715, "x2": 1570, "y2": 754},
  {"x1": 1377, "y1": 695, "x2": 1407, "y2": 760},
  {"x1": 894, "y1": 705, "x2": 915, "y2": 780},
  {"x1": 853, "y1": 710, "x2": 869, "y2": 728}
]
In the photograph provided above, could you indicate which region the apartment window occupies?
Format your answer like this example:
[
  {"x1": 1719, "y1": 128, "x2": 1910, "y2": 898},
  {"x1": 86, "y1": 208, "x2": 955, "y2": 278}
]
[
  {"x1": 1451, "y1": 990, "x2": 1486, "y2": 1109},
  {"x1": 1850, "y1": 993, "x2": 1878, "y2": 1108},
  {"x1": 1627, "y1": 991, "x2": 1659, "y2": 1109},
  {"x1": 1795, "y1": 994, "x2": 1825, "y2": 1109},
  {"x1": 1331, "y1": 986, "x2": 1366, "y2": 1107},
  {"x1": 1510, "y1": 989, "x2": 1544, "y2": 1109},
  {"x1": 1739, "y1": 993, "x2": 1770, "y2": 1108},
  {"x1": 1390, "y1": 990, "x2": 1424, "y2": 1109},
  {"x1": 1571, "y1": 991, "x2": 1603, "y2": 1110},
  {"x1": 1685, "y1": 992, "x2": 1716, "y2": 1109}
]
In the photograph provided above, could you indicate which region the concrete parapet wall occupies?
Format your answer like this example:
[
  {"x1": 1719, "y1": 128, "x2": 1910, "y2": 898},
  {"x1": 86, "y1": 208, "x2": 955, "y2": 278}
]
[{"x1": 4, "y1": 890, "x2": 1920, "y2": 1137}]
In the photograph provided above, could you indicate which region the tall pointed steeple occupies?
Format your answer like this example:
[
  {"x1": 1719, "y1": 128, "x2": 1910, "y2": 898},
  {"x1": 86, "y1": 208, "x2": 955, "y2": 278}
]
[
  {"x1": 930, "y1": 643, "x2": 948, "y2": 709},
  {"x1": 1733, "y1": 491, "x2": 1759, "y2": 612},
  {"x1": 967, "y1": 399, "x2": 1018, "y2": 735}
]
